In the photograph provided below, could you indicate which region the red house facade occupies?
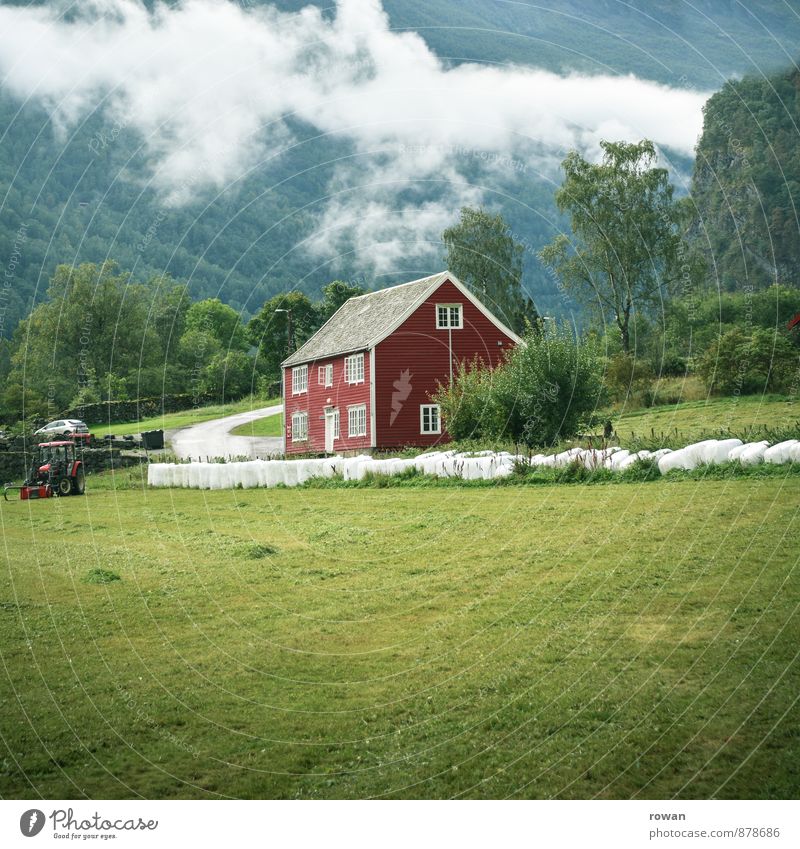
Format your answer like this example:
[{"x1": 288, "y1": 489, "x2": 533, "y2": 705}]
[{"x1": 281, "y1": 272, "x2": 520, "y2": 455}]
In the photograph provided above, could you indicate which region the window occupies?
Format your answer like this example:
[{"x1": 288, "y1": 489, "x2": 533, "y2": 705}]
[
  {"x1": 348, "y1": 404, "x2": 367, "y2": 438},
  {"x1": 345, "y1": 353, "x2": 365, "y2": 384},
  {"x1": 291, "y1": 411, "x2": 308, "y2": 442},
  {"x1": 292, "y1": 365, "x2": 308, "y2": 394},
  {"x1": 420, "y1": 404, "x2": 441, "y2": 434},
  {"x1": 318, "y1": 364, "x2": 333, "y2": 387},
  {"x1": 436, "y1": 303, "x2": 463, "y2": 329},
  {"x1": 333, "y1": 409, "x2": 340, "y2": 440}
]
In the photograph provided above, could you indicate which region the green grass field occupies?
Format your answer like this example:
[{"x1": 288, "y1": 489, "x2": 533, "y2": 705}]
[
  {"x1": 229, "y1": 412, "x2": 283, "y2": 438},
  {"x1": 613, "y1": 394, "x2": 799, "y2": 442},
  {"x1": 1, "y1": 474, "x2": 797, "y2": 799},
  {"x1": 87, "y1": 397, "x2": 280, "y2": 438}
]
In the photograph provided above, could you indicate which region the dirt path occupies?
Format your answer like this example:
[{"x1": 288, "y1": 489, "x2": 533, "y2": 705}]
[{"x1": 168, "y1": 403, "x2": 283, "y2": 461}]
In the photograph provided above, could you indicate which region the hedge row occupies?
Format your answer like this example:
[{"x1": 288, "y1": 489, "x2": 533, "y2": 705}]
[{"x1": 63, "y1": 393, "x2": 217, "y2": 425}]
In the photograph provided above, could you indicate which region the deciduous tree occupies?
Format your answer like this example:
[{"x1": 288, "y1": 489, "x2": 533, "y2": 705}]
[{"x1": 539, "y1": 140, "x2": 686, "y2": 353}]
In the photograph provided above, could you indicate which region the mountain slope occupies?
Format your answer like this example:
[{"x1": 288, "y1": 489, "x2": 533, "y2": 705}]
[{"x1": 1, "y1": 0, "x2": 797, "y2": 336}]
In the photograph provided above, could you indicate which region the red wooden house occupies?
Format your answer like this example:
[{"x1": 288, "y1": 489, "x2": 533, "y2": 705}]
[{"x1": 281, "y1": 271, "x2": 520, "y2": 454}]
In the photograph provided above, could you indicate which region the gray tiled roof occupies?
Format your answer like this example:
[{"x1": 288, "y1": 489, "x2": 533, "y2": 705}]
[{"x1": 282, "y1": 272, "x2": 450, "y2": 367}]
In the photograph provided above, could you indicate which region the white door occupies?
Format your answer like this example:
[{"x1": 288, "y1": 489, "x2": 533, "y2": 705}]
[{"x1": 324, "y1": 410, "x2": 336, "y2": 454}]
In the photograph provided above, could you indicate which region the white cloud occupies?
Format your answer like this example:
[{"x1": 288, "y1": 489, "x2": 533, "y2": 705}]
[{"x1": 0, "y1": 0, "x2": 710, "y2": 272}]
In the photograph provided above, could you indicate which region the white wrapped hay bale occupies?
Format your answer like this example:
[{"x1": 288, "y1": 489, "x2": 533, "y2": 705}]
[
  {"x1": 681, "y1": 440, "x2": 717, "y2": 465},
  {"x1": 727, "y1": 443, "x2": 749, "y2": 461},
  {"x1": 607, "y1": 449, "x2": 632, "y2": 470},
  {"x1": 616, "y1": 450, "x2": 653, "y2": 471},
  {"x1": 658, "y1": 448, "x2": 694, "y2": 474},
  {"x1": 698, "y1": 438, "x2": 743, "y2": 465},
  {"x1": 414, "y1": 452, "x2": 444, "y2": 475},
  {"x1": 148, "y1": 464, "x2": 167, "y2": 487},
  {"x1": 651, "y1": 448, "x2": 673, "y2": 460},
  {"x1": 552, "y1": 447, "x2": 582, "y2": 468},
  {"x1": 764, "y1": 439, "x2": 798, "y2": 465},
  {"x1": 581, "y1": 447, "x2": 619, "y2": 469},
  {"x1": 492, "y1": 462, "x2": 514, "y2": 479},
  {"x1": 790, "y1": 443, "x2": 800, "y2": 463},
  {"x1": 739, "y1": 441, "x2": 770, "y2": 465}
]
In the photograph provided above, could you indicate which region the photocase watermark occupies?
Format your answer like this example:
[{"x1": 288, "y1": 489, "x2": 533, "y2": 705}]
[
  {"x1": 88, "y1": 115, "x2": 128, "y2": 156},
  {"x1": 115, "y1": 682, "x2": 201, "y2": 759},
  {"x1": 1, "y1": 221, "x2": 28, "y2": 337},
  {"x1": 398, "y1": 142, "x2": 528, "y2": 174},
  {"x1": 20, "y1": 806, "x2": 159, "y2": 837},
  {"x1": 390, "y1": 368, "x2": 413, "y2": 426},
  {"x1": 136, "y1": 209, "x2": 167, "y2": 254},
  {"x1": 19, "y1": 808, "x2": 45, "y2": 837}
]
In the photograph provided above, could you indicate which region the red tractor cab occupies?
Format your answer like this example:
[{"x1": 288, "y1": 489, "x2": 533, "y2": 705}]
[{"x1": 4, "y1": 441, "x2": 86, "y2": 500}]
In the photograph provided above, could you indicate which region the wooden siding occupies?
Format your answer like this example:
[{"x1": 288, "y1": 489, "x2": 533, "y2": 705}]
[
  {"x1": 283, "y1": 351, "x2": 371, "y2": 455},
  {"x1": 374, "y1": 279, "x2": 515, "y2": 449}
]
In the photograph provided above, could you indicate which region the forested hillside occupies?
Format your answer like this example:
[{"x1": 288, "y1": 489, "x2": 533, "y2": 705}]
[
  {"x1": 272, "y1": 0, "x2": 800, "y2": 89},
  {"x1": 1, "y1": 0, "x2": 799, "y2": 338},
  {"x1": 690, "y1": 67, "x2": 800, "y2": 290}
]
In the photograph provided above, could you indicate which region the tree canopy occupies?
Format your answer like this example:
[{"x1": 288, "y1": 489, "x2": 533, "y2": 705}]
[
  {"x1": 443, "y1": 207, "x2": 537, "y2": 333},
  {"x1": 539, "y1": 140, "x2": 687, "y2": 352}
]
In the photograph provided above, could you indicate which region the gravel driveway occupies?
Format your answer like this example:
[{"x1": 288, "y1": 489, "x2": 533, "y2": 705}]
[{"x1": 169, "y1": 403, "x2": 283, "y2": 461}]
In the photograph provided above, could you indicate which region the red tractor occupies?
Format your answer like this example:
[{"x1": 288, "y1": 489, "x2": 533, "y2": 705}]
[{"x1": 4, "y1": 440, "x2": 86, "y2": 500}]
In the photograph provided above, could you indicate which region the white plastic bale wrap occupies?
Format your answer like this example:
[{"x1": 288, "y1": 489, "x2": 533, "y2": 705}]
[
  {"x1": 727, "y1": 443, "x2": 749, "y2": 461},
  {"x1": 739, "y1": 441, "x2": 770, "y2": 466},
  {"x1": 763, "y1": 439, "x2": 798, "y2": 464},
  {"x1": 148, "y1": 436, "x2": 786, "y2": 489},
  {"x1": 616, "y1": 449, "x2": 652, "y2": 471},
  {"x1": 492, "y1": 462, "x2": 514, "y2": 478},
  {"x1": 698, "y1": 438, "x2": 743, "y2": 465},
  {"x1": 658, "y1": 448, "x2": 694, "y2": 474},
  {"x1": 553, "y1": 447, "x2": 582, "y2": 468},
  {"x1": 791, "y1": 443, "x2": 800, "y2": 463}
]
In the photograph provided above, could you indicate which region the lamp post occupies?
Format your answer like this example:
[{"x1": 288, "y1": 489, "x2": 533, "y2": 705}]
[
  {"x1": 274, "y1": 308, "x2": 293, "y2": 356},
  {"x1": 274, "y1": 308, "x2": 293, "y2": 455}
]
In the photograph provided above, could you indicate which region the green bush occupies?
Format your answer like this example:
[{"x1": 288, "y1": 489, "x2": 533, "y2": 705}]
[
  {"x1": 434, "y1": 325, "x2": 604, "y2": 448},
  {"x1": 697, "y1": 327, "x2": 798, "y2": 395},
  {"x1": 604, "y1": 352, "x2": 655, "y2": 403}
]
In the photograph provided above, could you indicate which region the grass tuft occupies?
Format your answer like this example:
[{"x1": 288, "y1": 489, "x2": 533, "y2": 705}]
[{"x1": 84, "y1": 568, "x2": 121, "y2": 584}]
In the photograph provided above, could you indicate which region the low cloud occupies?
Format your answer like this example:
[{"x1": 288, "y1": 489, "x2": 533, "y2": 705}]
[{"x1": 0, "y1": 0, "x2": 710, "y2": 272}]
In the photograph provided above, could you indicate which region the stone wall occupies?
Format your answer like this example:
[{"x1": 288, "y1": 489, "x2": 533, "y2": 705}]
[
  {"x1": 0, "y1": 447, "x2": 144, "y2": 484},
  {"x1": 62, "y1": 393, "x2": 216, "y2": 425}
]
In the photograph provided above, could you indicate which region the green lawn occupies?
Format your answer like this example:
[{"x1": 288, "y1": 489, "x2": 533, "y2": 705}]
[
  {"x1": 229, "y1": 412, "x2": 283, "y2": 438},
  {"x1": 1, "y1": 475, "x2": 797, "y2": 799},
  {"x1": 87, "y1": 397, "x2": 280, "y2": 438},
  {"x1": 613, "y1": 394, "x2": 800, "y2": 442}
]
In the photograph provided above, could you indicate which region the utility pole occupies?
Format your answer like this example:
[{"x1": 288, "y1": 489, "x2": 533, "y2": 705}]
[{"x1": 274, "y1": 308, "x2": 294, "y2": 355}]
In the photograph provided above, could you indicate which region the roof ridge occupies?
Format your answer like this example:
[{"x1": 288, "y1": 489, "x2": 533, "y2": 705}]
[
  {"x1": 281, "y1": 271, "x2": 451, "y2": 368},
  {"x1": 350, "y1": 271, "x2": 448, "y2": 300}
]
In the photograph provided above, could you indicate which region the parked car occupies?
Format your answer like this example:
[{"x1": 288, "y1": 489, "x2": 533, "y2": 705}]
[{"x1": 34, "y1": 419, "x2": 90, "y2": 437}]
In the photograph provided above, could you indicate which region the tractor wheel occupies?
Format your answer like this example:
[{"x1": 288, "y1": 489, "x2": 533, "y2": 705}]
[
  {"x1": 71, "y1": 467, "x2": 86, "y2": 496},
  {"x1": 56, "y1": 477, "x2": 72, "y2": 497}
]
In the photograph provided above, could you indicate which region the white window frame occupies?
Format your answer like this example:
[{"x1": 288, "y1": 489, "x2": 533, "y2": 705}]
[
  {"x1": 436, "y1": 303, "x2": 463, "y2": 329},
  {"x1": 348, "y1": 404, "x2": 367, "y2": 438},
  {"x1": 292, "y1": 364, "x2": 308, "y2": 395},
  {"x1": 420, "y1": 404, "x2": 441, "y2": 434},
  {"x1": 318, "y1": 363, "x2": 333, "y2": 387},
  {"x1": 291, "y1": 411, "x2": 308, "y2": 442},
  {"x1": 333, "y1": 409, "x2": 340, "y2": 440},
  {"x1": 344, "y1": 353, "x2": 365, "y2": 385}
]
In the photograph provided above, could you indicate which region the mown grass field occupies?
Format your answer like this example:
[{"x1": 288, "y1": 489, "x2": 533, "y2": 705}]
[
  {"x1": 87, "y1": 396, "x2": 280, "y2": 438},
  {"x1": 229, "y1": 412, "x2": 283, "y2": 438},
  {"x1": 613, "y1": 394, "x2": 799, "y2": 442},
  {"x1": 1, "y1": 473, "x2": 798, "y2": 799}
]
